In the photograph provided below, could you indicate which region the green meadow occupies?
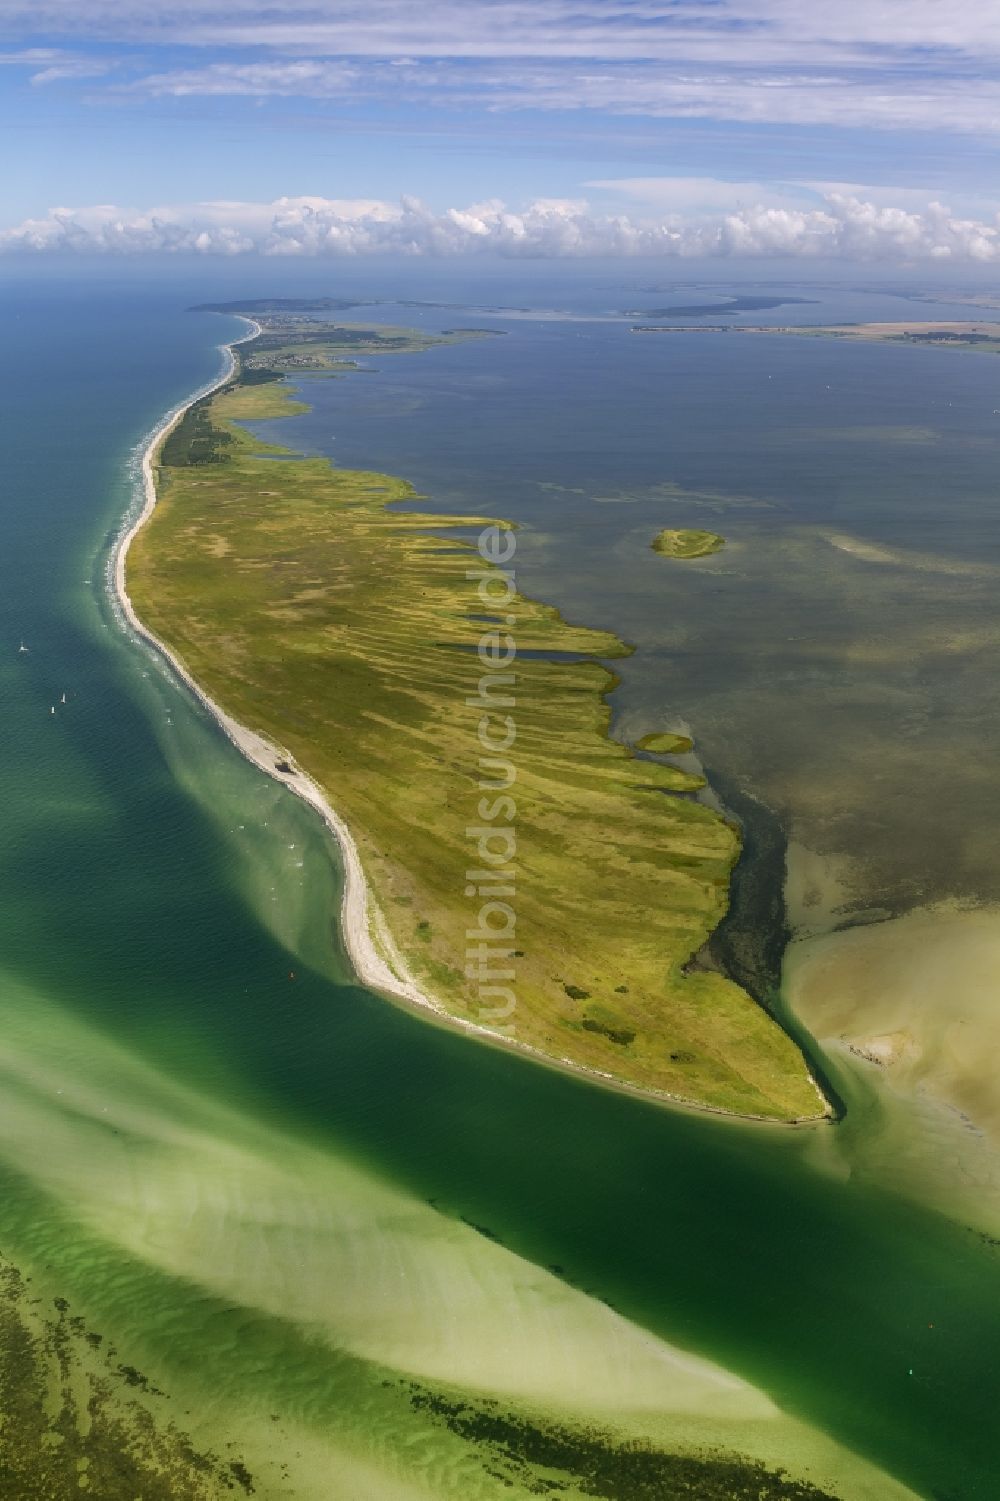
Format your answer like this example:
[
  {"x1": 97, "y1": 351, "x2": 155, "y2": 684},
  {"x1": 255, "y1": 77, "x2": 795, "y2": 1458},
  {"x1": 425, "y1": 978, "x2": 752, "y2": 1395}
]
[
  {"x1": 127, "y1": 343, "x2": 822, "y2": 1120},
  {"x1": 241, "y1": 320, "x2": 493, "y2": 376}
]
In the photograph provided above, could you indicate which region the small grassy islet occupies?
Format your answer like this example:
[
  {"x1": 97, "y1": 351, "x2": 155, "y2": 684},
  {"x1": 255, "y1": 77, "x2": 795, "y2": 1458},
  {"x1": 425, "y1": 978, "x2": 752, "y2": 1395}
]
[{"x1": 651, "y1": 528, "x2": 726, "y2": 559}]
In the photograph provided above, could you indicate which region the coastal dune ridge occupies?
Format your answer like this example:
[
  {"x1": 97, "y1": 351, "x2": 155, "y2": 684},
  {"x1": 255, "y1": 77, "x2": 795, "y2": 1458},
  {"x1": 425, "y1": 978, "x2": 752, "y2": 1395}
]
[{"x1": 113, "y1": 320, "x2": 827, "y2": 1124}]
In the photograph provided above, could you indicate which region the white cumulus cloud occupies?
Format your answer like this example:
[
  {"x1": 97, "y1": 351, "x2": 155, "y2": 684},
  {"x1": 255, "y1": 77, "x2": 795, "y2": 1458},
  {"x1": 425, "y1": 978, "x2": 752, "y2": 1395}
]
[{"x1": 4, "y1": 190, "x2": 1000, "y2": 263}]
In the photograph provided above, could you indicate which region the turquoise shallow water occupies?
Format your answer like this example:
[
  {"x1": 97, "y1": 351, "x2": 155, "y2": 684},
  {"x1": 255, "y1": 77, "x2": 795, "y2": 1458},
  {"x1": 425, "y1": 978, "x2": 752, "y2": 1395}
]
[{"x1": 1, "y1": 270, "x2": 1000, "y2": 1497}]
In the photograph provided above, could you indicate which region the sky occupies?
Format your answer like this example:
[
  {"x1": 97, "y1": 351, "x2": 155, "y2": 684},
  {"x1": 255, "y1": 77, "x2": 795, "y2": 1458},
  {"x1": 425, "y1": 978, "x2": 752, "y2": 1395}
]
[{"x1": 3, "y1": 0, "x2": 1000, "y2": 262}]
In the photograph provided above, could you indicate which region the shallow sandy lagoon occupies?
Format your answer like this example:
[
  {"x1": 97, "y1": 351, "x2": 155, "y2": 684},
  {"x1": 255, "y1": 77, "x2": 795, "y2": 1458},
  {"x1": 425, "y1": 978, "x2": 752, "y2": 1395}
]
[
  {"x1": 0, "y1": 969, "x2": 919, "y2": 1500},
  {"x1": 785, "y1": 899, "x2": 1000, "y2": 1231}
]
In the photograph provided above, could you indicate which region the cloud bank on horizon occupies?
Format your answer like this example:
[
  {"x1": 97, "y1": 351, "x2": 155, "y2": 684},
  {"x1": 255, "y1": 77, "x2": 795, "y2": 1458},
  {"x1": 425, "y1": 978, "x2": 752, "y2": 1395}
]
[
  {"x1": 7, "y1": 191, "x2": 1000, "y2": 263},
  {"x1": 3, "y1": 1, "x2": 1000, "y2": 260}
]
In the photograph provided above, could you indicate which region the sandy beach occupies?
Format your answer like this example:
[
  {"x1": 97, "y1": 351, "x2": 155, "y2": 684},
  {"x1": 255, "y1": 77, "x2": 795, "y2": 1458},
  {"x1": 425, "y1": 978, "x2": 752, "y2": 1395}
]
[
  {"x1": 112, "y1": 319, "x2": 445, "y2": 1022},
  {"x1": 112, "y1": 323, "x2": 827, "y2": 1127}
]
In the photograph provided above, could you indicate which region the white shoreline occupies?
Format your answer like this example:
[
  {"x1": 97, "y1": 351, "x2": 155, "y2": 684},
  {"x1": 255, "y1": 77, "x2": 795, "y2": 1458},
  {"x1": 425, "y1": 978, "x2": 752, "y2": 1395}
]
[
  {"x1": 111, "y1": 321, "x2": 829, "y2": 1128},
  {"x1": 113, "y1": 317, "x2": 441, "y2": 1022}
]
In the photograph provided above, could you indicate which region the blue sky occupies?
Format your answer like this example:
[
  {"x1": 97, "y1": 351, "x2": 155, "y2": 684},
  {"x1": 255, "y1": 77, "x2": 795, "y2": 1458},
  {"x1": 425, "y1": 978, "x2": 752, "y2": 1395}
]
[{"x1": 3, "y1": 1, "x2": 1000, "y2": 260}]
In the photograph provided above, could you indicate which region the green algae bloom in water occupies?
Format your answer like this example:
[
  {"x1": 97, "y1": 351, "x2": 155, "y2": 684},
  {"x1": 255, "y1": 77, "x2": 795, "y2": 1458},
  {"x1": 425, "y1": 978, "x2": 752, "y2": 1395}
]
[{"x1": 652, "y1": 528, "x2": 725, "y2": 558}]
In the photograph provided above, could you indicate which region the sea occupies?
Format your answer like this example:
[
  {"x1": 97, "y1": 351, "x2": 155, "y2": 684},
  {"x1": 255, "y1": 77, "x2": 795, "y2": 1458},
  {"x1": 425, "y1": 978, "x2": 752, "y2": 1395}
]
[{"x1": 1, "y1": 259, "x2": 999, "y2": 1497}]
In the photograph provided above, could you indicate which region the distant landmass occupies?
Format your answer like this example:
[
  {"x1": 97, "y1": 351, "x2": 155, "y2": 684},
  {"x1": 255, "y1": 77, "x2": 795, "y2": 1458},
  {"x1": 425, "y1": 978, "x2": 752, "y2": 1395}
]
[
  {"x1": 632, "y1": 320, "x2": 1000, "y2": 354},
  {"x1": 624, "y1": 295, "x2": 818, "y2": 318},
  {"x1": 191, "y1": 297, "x2": 372, "y2": 313}
]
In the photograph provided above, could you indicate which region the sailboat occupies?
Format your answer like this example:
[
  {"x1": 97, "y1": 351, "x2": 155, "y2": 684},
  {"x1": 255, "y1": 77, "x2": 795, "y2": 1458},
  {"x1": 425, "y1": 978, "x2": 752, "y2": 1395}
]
[
  {"x1": 18, "y1": 640, "x2": 28, "y2": 653},
  {"x1": 60, "y1": 692, "x2": 67, "y2": 705}
]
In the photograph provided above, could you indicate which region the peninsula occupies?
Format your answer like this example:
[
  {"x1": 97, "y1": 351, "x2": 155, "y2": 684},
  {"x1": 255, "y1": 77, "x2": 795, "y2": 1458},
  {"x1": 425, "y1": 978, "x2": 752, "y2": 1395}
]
[{"x1": 123, "y1": 311, "x2": 825, "y2": 1121}]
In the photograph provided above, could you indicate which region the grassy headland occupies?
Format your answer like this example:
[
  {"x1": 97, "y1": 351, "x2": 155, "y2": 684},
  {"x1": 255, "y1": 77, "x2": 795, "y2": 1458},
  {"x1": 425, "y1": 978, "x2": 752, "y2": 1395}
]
[
  {"x1": 770, "y1": 321, "x2": 1000, "y2": 353},
  {"x1": 127, "y1": 325, "x2": 823, "y2": 1120},
  {"x1": 652, "y1": 528, "x2": 726, "y2": 559},
  {"x1": 239, "y1": 319, "x2": 495, "y2": 376},
  {"x1": 637, "y1": 731, "x2": 694, "y2": 754}
]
